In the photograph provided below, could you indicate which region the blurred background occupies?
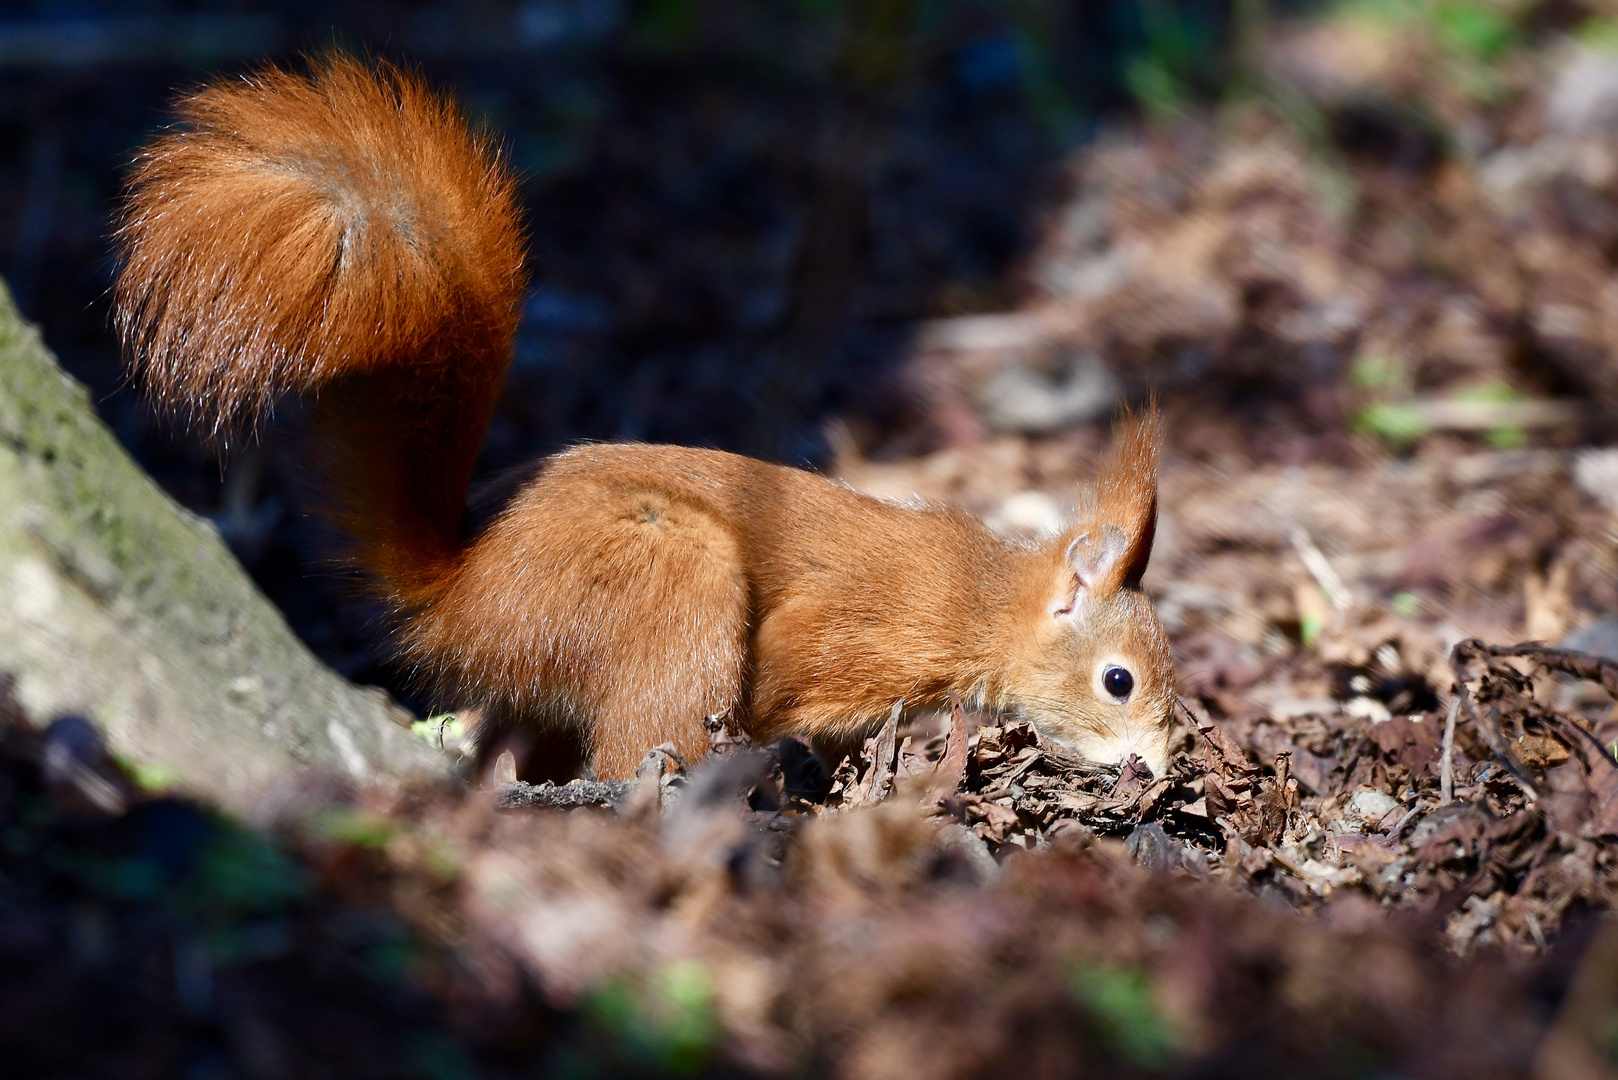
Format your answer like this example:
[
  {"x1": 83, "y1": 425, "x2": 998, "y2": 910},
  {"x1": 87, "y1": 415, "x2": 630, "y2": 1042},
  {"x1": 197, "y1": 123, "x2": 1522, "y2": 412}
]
[{"x1": 4, "y1": 0, "x2": 1617, "y2": 715}]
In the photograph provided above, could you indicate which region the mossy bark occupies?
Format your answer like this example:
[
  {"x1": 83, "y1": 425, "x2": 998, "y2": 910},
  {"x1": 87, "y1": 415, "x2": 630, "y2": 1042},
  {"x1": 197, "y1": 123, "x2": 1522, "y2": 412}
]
[{"x1": 0, "y1": 280, "x2": 450, "y2": 812}]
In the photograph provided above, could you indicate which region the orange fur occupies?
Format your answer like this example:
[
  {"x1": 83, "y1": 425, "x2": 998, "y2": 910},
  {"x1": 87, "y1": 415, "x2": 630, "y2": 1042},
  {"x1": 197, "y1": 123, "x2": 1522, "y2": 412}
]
[
  {"x1": 116, "y1": 58, "x2": 1176, "y2": 780},
  {"x1": 114, "y1": 55, "x2": 526, "y2": 602}
]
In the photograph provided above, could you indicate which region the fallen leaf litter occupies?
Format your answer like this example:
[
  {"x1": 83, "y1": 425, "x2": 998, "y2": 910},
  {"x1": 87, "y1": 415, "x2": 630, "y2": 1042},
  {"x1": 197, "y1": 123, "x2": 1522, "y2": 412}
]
[{"x1": 494, "y1": 635, "x2": 1618, "y2": 959}]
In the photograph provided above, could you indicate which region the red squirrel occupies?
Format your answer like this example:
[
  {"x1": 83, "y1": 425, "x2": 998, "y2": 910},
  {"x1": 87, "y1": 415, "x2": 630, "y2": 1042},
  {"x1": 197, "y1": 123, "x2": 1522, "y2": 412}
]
[{"x1": 113, "y1": 57, "x2": 1176, "y2": 781}]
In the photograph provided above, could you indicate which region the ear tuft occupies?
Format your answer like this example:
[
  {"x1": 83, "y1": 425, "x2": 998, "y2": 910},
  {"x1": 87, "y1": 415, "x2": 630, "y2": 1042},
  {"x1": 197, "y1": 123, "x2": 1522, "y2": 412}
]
[{"x1": 1068, "y1": 401, "x2": 1161, "y2": 596}]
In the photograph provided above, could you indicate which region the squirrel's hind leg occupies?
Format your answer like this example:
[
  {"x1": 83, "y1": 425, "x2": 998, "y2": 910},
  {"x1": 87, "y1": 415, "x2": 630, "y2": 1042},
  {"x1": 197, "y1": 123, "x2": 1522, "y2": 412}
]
[
  {"x1": 422, "y1": 476, "x2": 753, "y2": 781},
  {"x1": 583, "y1": 532, "x2": 751, "y2": 779},
  {"x1": 542, "y1": 487, "x2": 751, "y2": 780}
]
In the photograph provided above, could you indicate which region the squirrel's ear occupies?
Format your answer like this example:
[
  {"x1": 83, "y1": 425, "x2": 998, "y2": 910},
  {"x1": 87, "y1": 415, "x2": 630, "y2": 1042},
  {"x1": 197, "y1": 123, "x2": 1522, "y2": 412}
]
[{"x1": 1056, "y1": 402, "x2": 1160, "y2": 608}]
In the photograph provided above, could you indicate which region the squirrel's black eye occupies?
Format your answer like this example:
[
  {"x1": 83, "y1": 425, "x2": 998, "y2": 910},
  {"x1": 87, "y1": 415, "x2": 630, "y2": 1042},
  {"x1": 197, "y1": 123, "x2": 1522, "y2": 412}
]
[{"x1": 1103, "y1": 665, "x2": 1134, "y2": 700}]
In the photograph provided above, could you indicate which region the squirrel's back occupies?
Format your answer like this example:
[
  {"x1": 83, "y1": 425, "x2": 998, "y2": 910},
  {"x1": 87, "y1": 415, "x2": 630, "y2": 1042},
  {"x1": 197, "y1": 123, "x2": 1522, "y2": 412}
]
[
  {"x1": 115, "y1": 56, "x2": 527, "y2": 603},
  {"x1": 411, "y1": 442, "x2": 1027, "y2": 772}
]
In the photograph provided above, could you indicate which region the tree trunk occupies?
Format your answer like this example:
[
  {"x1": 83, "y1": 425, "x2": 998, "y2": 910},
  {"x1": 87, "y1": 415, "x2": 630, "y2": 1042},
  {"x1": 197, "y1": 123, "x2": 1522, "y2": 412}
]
[{"x1": 0, "y1": 280, "x2": 451, "y2": 813}]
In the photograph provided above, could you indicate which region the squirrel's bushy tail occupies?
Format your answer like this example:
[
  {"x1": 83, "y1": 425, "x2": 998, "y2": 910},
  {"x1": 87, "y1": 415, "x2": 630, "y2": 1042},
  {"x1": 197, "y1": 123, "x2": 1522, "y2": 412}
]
[{"x1": 114, "y1": 55, "x2": 527, "y2": 607}]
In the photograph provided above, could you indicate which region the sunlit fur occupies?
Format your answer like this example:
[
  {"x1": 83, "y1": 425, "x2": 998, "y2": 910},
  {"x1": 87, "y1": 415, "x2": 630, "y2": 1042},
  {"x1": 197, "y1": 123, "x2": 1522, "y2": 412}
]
[
  {"x1": 114, "y1": 55, "x2": 527, "y2": 598},
  {"x1": 1010, "y1": 409, "x2": 1175, "y2": 774},
  {"x1": 114, "y1": 58, "x2": 1176, "y2": 780}
]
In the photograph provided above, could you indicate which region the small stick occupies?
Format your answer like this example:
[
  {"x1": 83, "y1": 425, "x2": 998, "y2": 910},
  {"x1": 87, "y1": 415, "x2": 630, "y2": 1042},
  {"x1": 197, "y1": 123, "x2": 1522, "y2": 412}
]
[
  {"x1": 1403, "y1": 396, "x2": 1583, "y2": 432},
  {"x1": 1440, "y1": 694, "x2": 1460, "y2": 806},
  {"x1": 1290, "y1": 527, "x2": 1352, "y2": 612},
  {"x1": 1483, "y1": 642, "x2": 1618, "y2": 700},
  {"x1": 1449, "y1": 640, "x2": 1538, "y2": 798}
]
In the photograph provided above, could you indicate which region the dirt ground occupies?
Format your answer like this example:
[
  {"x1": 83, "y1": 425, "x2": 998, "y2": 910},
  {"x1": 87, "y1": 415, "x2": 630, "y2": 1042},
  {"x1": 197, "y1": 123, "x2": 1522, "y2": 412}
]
[{"x1": 9, "y1": 1, "x2": 1618, "y2": 1077}]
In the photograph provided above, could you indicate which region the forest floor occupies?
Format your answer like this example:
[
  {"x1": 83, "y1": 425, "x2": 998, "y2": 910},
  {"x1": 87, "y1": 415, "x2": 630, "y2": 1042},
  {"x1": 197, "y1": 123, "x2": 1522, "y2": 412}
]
[{"x1": 9, "y1": 4, "x2": 1618, "y2": 1078}]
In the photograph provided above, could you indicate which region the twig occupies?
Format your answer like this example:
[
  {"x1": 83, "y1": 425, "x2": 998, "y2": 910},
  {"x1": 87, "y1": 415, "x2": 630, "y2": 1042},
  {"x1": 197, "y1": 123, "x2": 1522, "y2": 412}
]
[
  {"x1": 1449, "y1": 640, "x2": 1539, "y2": 801},
  {"x1": 1290, "y1": 528, "x2": 1352, "y2": 612},
  {"x1": 1481, "y1": 642, "x2": 1618, "y2": 699},
  {"x1": 1440, "y1": 694, "x2": 1460, "y2": 806},
  {"x1": 496, "y1": 778, "x2": 635, "y2": 810},
  {"x1": 1404, "y1": 397, "x2": 1583, "y2": 433},
  {"x1": 1385, "y1": 804, "x2": 1421, "y2": 841}
]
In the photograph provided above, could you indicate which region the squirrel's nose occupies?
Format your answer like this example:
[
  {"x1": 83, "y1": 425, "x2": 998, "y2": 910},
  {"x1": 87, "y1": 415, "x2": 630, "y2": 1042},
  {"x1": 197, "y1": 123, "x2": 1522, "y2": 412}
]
[{"x1": 1088, "y1": 730, "x2": 1170, "y2": 779}]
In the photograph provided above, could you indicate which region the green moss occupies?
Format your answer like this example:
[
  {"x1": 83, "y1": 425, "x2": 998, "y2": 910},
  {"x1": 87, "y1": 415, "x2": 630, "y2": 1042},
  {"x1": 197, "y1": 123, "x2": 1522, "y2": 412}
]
[
  {"x1": 583, "y1": 960, "x2": 719, "y2": 1074},
  {"x1": 308, "y1": 805, "x2": 398, "y2": 849},
  {"x1": 1434, "y1": 1, "x2": 1516, "y2": 62},
  {"x1": 0, "y1": 280, "x2": 234, "y2": 604},
  {"x1": 1301, "y1": 613, "x2": 1325, "y2": 648},
  {"x1": 1578, "y1": 16, "x2": 1618, "y2": 53},
  {"x1": 182, "y1": 824, "x2": 309, "y2": 919},
  {"x1": 412, "y1": 712, "x2": 471, "y2": 749},
  {"x1": 1354, "y1": 401, "x2": 1428, "y2": 446},
  {"x1": 128, "y1": 760, "x2": 181, "y2": 794},
  {"x1": 1350, "y1": 353, "x2": 1400, "y2": 391},
  {"x1": 1069, "y1": 963, "x2": 1180, "y2": 1070}
]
